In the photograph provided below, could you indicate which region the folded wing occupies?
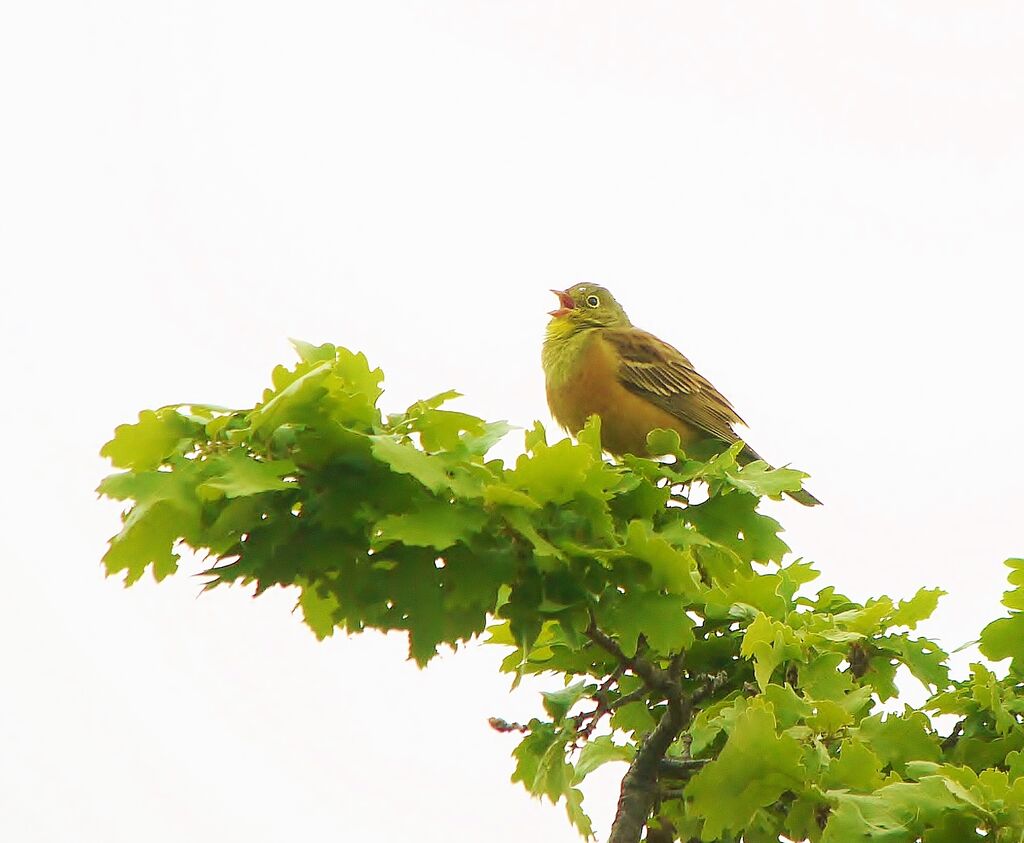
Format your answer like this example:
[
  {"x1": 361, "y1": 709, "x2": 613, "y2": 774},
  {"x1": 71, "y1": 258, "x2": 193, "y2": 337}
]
[{"x1": 602, "y1": 327, "x2": 747, "y2": 447}]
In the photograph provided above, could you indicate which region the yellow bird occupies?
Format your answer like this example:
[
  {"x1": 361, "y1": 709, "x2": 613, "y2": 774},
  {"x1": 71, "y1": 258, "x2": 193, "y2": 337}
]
[{"x1": 542, "y1": 283, "x2": 821, "y2": 506}]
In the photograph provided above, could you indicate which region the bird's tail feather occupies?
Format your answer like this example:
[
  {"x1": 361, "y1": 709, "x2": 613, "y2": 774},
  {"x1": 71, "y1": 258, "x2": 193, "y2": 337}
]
[{"x1": 785, "y1": 487, "x2": 823, "y2": 507}]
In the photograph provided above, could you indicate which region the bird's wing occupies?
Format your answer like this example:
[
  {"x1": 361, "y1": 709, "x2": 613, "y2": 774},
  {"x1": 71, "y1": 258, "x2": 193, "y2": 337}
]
[{"x1": 602, "y1": 327, "x2": 746, "y2": 443}]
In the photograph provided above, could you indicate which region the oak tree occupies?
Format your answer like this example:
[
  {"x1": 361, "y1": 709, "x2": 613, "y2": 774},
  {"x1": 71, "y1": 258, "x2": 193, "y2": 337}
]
[{"x1": 99, "y1": 342, "x2": 1024, "y2": 842}]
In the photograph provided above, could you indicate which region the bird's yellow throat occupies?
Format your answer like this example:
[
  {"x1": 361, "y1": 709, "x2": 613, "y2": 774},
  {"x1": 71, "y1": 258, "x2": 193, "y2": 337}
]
[{"x1": 542, "y1": 318, "x2": 593, "y2": 388}]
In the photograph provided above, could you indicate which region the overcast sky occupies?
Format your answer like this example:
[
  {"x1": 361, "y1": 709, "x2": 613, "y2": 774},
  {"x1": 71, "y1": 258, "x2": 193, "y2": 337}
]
[{"x1": 1, "y1": 3, "x2": 1022, "y2": 841}]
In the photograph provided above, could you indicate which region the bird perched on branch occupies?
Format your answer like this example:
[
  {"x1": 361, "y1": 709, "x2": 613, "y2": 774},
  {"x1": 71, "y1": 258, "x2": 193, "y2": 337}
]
[{"x1": 542, "y1": 283, "x2": 821, "y2": 506}]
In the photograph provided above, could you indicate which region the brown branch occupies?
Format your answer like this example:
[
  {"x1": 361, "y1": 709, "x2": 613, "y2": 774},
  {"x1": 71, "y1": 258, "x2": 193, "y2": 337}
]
[
  {"x1": 941, "y1": 718, "x2": 966, "y2": 751},
  {"x1": 574, "y1": 686, "x2": 652, "y2": 743},
  {"x1": 693, "y1": 670, "x2": 729, "y2": 705},
  {"x1": 585, "y1": 618, "x2": 729, "y2": 843},
  {"x1": 609, "y1": 687, "x2": 650, "y2": 712},
  {"x1": 604, "y1": 663, "x2": 730, "y2": 842},
  {"x1": 597, "y1": 662, "x2": 627, "y2": 696},
  {"x1": 657, "y1": 757, "x2": 708, "y2": 780},
  {"x1": 586, "y1": 617, "x2": 671, "y2": 692},
  {"x1": 487, "y1": 717, "x2": 528, "y2": 734},
  {"x1": 644, "y1": 816, "x2": 677, "y2": 843},
  {"x1": 607, "y1": 686, "x2": 687, "y2": 843}
]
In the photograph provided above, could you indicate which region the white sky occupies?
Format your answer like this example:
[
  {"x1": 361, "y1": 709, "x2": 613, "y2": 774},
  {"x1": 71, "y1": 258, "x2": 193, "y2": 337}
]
[{"x1": 1, "y1": 3, "x2": 1022, "y2": 841}]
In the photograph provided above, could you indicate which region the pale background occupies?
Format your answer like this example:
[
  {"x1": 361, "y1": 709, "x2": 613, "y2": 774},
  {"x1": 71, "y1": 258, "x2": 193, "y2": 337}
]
[{"x1": 1, "y1": 3, "x2": 1022, "y2": 841}]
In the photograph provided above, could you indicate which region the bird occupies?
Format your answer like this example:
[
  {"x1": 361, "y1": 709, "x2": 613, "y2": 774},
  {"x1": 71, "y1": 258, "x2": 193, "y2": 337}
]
[{"x1": 542, "y1": 283, "x2": 821, "y2": 506}]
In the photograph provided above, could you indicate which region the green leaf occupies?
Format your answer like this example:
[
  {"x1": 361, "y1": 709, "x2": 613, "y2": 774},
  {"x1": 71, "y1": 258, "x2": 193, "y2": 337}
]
[
  {"x1": 890, "y1": 588, "x2": 945, "y2": 630},
  {"x1": 575, "y1": 414, "x2": 603, "y2": 453},
  {"x1": 740, "y1": 613, "x2": 799, "y2": 689},
  {"x1": 602, "y1": 591, "x2": 695, "y2": 657},
  {"x1": 646, "y1": 427, "x2": 681, "y2": 455},
  {"x1": 524, "y1": 421, "x2": 548, "y2": 452},
  {"x1": 687, "y1": 699, "x2": 805, "y2": 839},
  {"x1": 822, "y1": 778, "x2": 962, "y2": 842},
  {"x1": 610, "y1": 700, "x2": 657, "y2": 739},
  {"x1": 461, "y1": 420, "x2": 513, "y2": 457},
  {"x1": 622, "y1": 520, "x2": 701, "y2": 597},
  {"x1": 100, "y1": 408, "x2": 198, "y2": 471},
  {"x1": 369, "y1": 435, "x2": 449, "y2": 493},
  {"x1": 922, "y1": 813, "x2": 989, "y2": 842},
  {"x1": 572, "y1": 736, "x2": 634, "y2": 783},
  {"x1": 99, "y1": 464, "x2": 202, "y2": 584},
  {"x1": 103, "y1": 501, "x2": 186, "y2": 584},
  {"x1": 763, "y1": 684, "x2": 813, "y2": 729},
  {"x1": 824, "y1": 739, "x2": 885, "y2": 792},
  {"x1": 541, "y1": 681, "x2": 589, "y2": 721},
  {"x1": 707, "y1": 571, "x2": 788, "y2": 620},
  {"x1": 896, "y1": 636, "x2": 950, "y2": 690},
  {"x1": 820, "y1": 792, "x2": 912, "y2": 842},
  {"x1": 333, "y1": 347, "x2": 385, "y2": 406},
  {"x1": 687, "y1": 491, "x2": 790, "y2": 564},
  {"x1": 1000, "y1": 558, "x2": 1024, "y2": 610},
  {"x1": 564, "y1": 787, "x2": 594, "y2": 839},
  {"x1": 196, "y1": 449, "x2": 297, "y2": 500},
  {"x1": 411, "y1": 408, "x2": 486, "y2": 452},
  {"x1": 778, "y1": 559, "x2": 821, "y2": 604},
  {"x1": 376, "y1": 499, "x2": 487, "y2": 550},
  {"x1": 503, "y1": 509, "x2": 564, "y2": 564},
  {"x1": 833, "y1": 599, "x2": 894, "y2": 635},
  {"x1": 808, "y1": 699, "x2": 854, "y2": 734},
  {"x1": 506, "y1": 437, "x2": 615, "y2": 505},
  {"x1": 724, "y1": 460, "x2": 808, "y2": 499},
  {"x1": 532, "y1": 736, "x2": 572, "y2": 803},
  {"x1": 483, "y1": 484, "x2": 542, "y2": 510},
  {"x1": 297, "y1": 581, "x2": 339, "y2": 640},
  {"x1": 290, "y1": 338, "x2": 337, "y2": 364},
  {"x1": 857, "y1": 711, "x2": 941, "y2": 773},
  {"x1": 800, "y1": 653, "x2": 856, "y2": 701},
  {"x1": 512, "y1": 723, "x2": 559, "y2": 795},
  {"x1": 252, "y1": 360, "x2": 332, "y2": 434},
  {"x1": 979, "y1": 613, "x2": 1024, "y2": 662}
]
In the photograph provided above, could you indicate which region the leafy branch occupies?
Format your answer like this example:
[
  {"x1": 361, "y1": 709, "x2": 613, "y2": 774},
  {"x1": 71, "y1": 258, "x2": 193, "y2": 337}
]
[{"x1": 99, "y1": 341, "x2": 1024, "y2": 843}]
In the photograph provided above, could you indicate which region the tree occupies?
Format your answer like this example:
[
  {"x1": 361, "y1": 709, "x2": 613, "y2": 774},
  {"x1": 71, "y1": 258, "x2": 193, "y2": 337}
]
[{"x1": 98, "y1": 341, "x2": 1024, "y2": 842}]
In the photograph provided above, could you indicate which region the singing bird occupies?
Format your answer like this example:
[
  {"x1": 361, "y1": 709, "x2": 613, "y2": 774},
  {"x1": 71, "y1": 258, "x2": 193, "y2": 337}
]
[{"x1": 542, "y1": 283, "x2": 821, "y2": 506}]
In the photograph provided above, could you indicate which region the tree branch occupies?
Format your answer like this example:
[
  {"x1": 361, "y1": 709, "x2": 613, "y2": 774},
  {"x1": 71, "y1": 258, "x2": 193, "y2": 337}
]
[
  {"x1": 607, "y1": 687, "x2": 687, "y2": 843},
  {"x1": 657, "y1": 757, "x2": 708, "y2": 779},
  {"x1": 609, "y1": 687, "x2": 650, "y2": 712},
  {"x1": 586, "y1": 617, "x2": 671, "y2": 692}
]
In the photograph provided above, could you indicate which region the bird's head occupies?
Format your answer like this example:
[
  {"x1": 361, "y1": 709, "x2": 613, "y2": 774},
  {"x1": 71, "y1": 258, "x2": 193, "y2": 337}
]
[{"x1": 547, "y1": 284, "x2": 632, "y2": 333}]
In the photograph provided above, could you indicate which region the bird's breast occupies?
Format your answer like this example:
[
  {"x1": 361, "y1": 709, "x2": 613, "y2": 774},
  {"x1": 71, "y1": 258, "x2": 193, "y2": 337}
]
[
  {"x1": 545, "y1": 332, "x2": 699, "y2": 456},
  {"x1": 545, "y1": 332, "x2": 617, "y2": 433}
]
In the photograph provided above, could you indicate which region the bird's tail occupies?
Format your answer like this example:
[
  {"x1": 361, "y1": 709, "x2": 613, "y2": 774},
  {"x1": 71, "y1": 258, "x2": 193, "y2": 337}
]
[{"x1": 785, "y1": 487, "x2": 823, "y2": 507}]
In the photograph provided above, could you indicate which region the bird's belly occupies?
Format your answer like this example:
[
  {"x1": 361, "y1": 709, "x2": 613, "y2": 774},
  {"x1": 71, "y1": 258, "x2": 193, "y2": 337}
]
[{"x1": 547, "y1": 343, "x2": 703, "y2": 456}]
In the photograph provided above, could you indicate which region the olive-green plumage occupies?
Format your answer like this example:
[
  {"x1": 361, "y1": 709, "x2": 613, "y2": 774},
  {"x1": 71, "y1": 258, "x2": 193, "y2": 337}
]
[{"x1": 542, "y1": 283, "x2": 821, "y2": 506}]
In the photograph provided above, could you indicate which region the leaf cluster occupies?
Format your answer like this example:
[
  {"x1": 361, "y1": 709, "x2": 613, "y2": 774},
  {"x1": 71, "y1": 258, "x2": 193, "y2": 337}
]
[{"x1": 99, "y1": 343, "x2": 1024, "y2": 842}]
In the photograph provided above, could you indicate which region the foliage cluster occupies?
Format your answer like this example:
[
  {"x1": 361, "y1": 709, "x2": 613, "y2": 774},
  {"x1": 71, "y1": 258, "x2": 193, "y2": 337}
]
[{"x1": 100, "y1": 342, "x2": 1024, "y2": 842}]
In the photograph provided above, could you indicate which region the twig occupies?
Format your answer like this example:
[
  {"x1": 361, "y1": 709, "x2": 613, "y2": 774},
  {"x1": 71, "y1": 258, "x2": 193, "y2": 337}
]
[
  {"x1": 657, "y1": 757, "x2": 708, "y2": 780},
  {"x1": 941, "y1": 718, "x2": 965, "y2": 750},
  {"x1": 693, "y1": 671, "x2": 729, "y2": 705},
  {"x1": 574, "y1": 687, "x2": 651, "y2": 743},
  {"x1": 586, "y1": 616, "x2": 671, "y2": 692},
  {"x1": 609, "y1": 687, "x2": 650, "y2": 712},
  {"x1": 487, "y1": 717, "x2": 528, "y2": 734}
]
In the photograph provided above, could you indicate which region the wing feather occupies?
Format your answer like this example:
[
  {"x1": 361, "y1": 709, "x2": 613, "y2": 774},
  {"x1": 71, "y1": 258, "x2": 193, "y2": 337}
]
[{"x1": 602, "y1": 328, "x2": 746, "y2": 444}]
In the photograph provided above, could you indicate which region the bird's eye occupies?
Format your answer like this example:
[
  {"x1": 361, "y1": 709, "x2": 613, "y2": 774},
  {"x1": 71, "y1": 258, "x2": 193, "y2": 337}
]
[{"x1": 585, "y1": 294, "x2": 600, "y2": 308}]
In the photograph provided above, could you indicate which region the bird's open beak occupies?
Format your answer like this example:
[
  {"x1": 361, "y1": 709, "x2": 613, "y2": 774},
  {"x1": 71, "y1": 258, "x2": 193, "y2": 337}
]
[{"x1": 548, "y1": 289, "x2": 575, "y2": 318}]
